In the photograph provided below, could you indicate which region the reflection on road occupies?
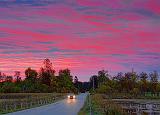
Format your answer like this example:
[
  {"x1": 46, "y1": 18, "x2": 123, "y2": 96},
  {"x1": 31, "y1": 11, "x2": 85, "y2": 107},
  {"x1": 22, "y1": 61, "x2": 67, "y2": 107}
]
[
  {"x1": 6, "y1": 93, "x2": 88, "y2": 115},
  {"x1": 66, "y1": 98, "x2": 77, "y2": 105}
]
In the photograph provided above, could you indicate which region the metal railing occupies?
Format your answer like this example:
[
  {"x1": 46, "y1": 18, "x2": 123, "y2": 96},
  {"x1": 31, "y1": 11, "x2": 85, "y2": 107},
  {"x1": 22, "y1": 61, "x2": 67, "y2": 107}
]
[{"x1": 0, "y1": 95, "x2": 65, "y2": 114}]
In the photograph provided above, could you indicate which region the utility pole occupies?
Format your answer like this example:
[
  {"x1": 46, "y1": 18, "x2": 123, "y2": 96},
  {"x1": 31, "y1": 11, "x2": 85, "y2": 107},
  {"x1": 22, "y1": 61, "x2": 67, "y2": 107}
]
[
  {"x1": 132, "y1": 68, "x2": 134, "y2": 73},
  {"x1": 93, "y1": 77, "x2": 94, "y2": 91}
]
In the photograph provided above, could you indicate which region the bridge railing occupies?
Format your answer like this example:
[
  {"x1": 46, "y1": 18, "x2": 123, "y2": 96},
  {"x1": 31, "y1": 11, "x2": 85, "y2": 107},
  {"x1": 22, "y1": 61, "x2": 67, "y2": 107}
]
[{"x1": 0, "y1": 94, "x2": 66, "y2": 114}]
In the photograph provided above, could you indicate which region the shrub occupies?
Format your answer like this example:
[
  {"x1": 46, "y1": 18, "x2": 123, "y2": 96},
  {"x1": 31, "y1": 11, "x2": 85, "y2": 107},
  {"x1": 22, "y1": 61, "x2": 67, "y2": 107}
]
[{"x1": 2, "y1": 82, "x2": 21, "y2": 93}]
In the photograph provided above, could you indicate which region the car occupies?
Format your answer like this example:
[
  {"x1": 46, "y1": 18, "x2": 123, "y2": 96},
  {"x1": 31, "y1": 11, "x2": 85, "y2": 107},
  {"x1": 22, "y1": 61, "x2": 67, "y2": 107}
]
[
  {"x1": 81, "y1": 90, "x2": 85, "y2": 93},
  {"x1": 67, "y1": 94, "x2": 76, "y2": 99}
]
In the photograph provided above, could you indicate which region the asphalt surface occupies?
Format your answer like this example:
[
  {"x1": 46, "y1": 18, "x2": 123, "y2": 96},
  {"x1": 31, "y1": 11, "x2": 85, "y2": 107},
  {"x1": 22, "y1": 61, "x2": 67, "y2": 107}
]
[{"x1": 6, "y1": 93, "x2": 88, "y2": 115}]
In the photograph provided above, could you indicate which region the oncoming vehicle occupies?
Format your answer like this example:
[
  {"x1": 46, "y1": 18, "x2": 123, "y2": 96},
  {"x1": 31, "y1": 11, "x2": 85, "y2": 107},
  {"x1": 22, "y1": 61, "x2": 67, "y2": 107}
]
[{"x1": 67, "y1": 94, "x2": 76, "y2": 99}]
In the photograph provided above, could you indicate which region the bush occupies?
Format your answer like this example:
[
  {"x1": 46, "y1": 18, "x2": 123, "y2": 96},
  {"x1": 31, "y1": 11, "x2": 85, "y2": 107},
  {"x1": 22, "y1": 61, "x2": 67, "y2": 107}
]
[
  {"x1": 96, "y1": 84, "x2": 111, "y2": 94},
  {"x1": 130, "y1": 88, "x2": 139, "y2": 97},
  {"x1": 0, "y1": 87, "x2": 4, "y2": 93},
  {"x1": 91, "y1": 94, "x2": 126, "y2": 115},
  {"x1": 2, "y1": 82, "x2": 21, "y2": 93}
]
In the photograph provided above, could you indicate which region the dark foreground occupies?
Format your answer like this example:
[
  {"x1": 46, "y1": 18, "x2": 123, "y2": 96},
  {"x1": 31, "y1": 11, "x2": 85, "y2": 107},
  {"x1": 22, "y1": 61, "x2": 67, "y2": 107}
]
[{"x1": 6, "y1": 93, "x2": 88, "y2": 115}]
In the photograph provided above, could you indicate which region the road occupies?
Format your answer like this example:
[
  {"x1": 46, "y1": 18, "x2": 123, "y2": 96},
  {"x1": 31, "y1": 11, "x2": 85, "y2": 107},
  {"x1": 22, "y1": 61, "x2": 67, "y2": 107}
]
[{"x1": 6, "y1": 93, "x2": 88, "y2": 115}]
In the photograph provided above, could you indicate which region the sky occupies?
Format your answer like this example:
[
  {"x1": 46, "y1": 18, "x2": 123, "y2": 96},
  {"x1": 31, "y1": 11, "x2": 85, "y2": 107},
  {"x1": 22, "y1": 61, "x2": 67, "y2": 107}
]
[{"x1": 0, "y1": 0, "x2": 160, "y2": 81}]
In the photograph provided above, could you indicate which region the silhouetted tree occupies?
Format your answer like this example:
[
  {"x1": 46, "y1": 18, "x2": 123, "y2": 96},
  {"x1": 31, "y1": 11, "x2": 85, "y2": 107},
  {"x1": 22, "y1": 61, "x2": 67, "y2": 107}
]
[
  {"x1": 74, "y1": 76, "x2": 78, "y2": 84},
  {"x1": 113, "y1": 72, "x2": 124, "y2": 92},
  {"x1": 58, "y1": 69, "x2": 74, "y2": 92},
  {"x1": 150, "y1": 71, "x2": 159, "y2": 93},
  {"x1": 5, "y1": 76, "x2": 13, "y2": 82},
  {"x1": 139, "y1": 72, "x2": 148, "y2": 93},
  {"x1": 25, "y1": 67, "x2": 38, "y2": 83},
  {"x1": 90, "y1": 75, "x2": 98, "y2": 90},
  {"x1": 39, "y1": 59, "x2": 55, "y2": 86},
  {"x1": 74, "y1": 76, "x2": 79, "y2": 89},
  {"x1": 0, "y1": 72, "x2": 5, "y2": 82},
  {"x1": 2, "y1": 82, "x2": 21, "y2": 93},
  {"x1": 125, "y1": 71, "x2": 138, "y2": 92},
  {"x1": 14, "y1": 71, "x2": 21, "y2": 83},
  {"x1": 97, "y1": 70, "x2": 109, "y2": 87}
]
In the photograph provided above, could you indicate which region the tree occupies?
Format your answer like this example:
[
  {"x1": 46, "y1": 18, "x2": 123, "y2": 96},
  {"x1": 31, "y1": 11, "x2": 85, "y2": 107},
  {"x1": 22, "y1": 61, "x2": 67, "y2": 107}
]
[
  {"x1": 50, "y1": 74, "x2": 58, "y2": 92},
  {"x1": 139, "y1": 72, "x2": 148, "y2": 93},
  {"x1": 90, "y1": 75, "x2": 98, "y2": 90},
  {"x1": 74, "y1": 76, "x2": 78, "y2": 84},
  {"x1": 82, "y1": 82, "x2": 90, "y2": 91},
  {"x1": 2, "y1": 82, "x2": 21, "y2": 93},
  {"x1": 39, "y1": 59, "x2": 55, "y2": 86},
  {"x1": 25, "y1": 67, "x2": 38, "y2": 82},
  {"x1": 0, "y1": 72, "x2": 2, "y2": 82},
  {"x1": 0, "y1": 72, "x2": 5, "y2": 82},
  {"x1": 5, "y1": 76, "x2": 13, "y2": 82},
  {"x1": 0, "y1": 58, "x2": 79, "y2": 93},
  {"x1": 58, "y1": 69, "x2": 74, "y2": 92},
  {"x1": 124, "y1": 72, "x2": 132, "y2": 92},
  {"x1": 97, "y1": 70, "x2": 109, "y2": 87},
  {"x1": 14, "y1": 71, "x2": 21, "y2": 83},
  {"x1": 74, "y1": 76, "x2": 79, "y2": 89},
  {"x1": 150, "y1": 71, "x2": 159, "y2": 93},
  {"x1": 96, "y1": 84, "x2": 111, "y2": 94},
  {"x1": 113, "y1": 72, "x2": 124, "y2": 92},
  {"x1": 43, "y1": 59, "x2": 55, "y2": 74}
]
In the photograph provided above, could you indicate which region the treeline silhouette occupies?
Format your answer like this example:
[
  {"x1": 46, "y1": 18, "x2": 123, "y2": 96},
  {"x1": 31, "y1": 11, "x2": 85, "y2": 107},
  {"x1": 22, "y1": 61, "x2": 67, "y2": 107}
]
[
  {"x1": 0, "y1": 59, "x2": 89, "y2": 93},
  {"x1": 90, "y1": 70, "x2": 160, "y2": 98},
  {"x1": 1, "y1": 59, "x2": 159, "y2": 96}
]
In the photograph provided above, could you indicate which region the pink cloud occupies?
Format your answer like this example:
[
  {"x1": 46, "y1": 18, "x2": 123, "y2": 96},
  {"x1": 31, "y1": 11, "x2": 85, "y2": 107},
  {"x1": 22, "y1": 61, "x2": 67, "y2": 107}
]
[{"x1": 0, "y1": 0, "x2": 160, "y2": 81}]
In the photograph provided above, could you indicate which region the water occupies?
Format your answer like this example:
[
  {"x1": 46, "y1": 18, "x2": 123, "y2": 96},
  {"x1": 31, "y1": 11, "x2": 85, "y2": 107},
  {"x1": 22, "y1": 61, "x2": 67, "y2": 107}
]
[{"x1": 113, "y1": 99, "x2": 160, "y2": 115}]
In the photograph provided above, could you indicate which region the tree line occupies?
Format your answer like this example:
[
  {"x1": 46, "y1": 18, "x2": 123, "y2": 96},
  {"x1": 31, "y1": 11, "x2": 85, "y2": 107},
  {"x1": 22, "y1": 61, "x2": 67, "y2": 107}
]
[
  {"x1": 0, "y1": 59, "x2": 89, "y2": 93},
  {"x1": 2, "y1": 59, "x2": 158, "y2": 96},
  {"x1": 90, "y1": 69, "x2": 160, "y2": 96}
]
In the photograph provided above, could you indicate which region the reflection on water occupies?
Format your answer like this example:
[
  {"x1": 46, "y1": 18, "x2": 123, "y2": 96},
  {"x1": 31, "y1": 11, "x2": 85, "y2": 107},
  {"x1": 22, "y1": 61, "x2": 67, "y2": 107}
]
[{"x1": 113, "y1": 99, "x2": 160, "y2": 115}]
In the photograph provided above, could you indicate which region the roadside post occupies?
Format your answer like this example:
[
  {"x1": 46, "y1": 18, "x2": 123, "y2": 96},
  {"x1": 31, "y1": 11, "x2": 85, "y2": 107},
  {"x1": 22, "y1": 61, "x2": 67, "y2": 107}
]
[{"x1": 89, "y1": 93, "x2": 91, "y2": 115}]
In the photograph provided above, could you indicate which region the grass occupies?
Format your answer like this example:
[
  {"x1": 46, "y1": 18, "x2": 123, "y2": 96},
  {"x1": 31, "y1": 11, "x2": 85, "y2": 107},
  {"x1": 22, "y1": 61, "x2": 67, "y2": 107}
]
[
  {"x1": 107, "y1": 92, "x2": 160, "y2": 99},
  {"x1": 91, "y1": 94, "x2": 125, "y2": 115},
  {"x1": 79, "y1": 94, "x2": 126, "y2": 115},
  {"x1": 78, "y1": 95, "x2": 90, "y2": 115}
]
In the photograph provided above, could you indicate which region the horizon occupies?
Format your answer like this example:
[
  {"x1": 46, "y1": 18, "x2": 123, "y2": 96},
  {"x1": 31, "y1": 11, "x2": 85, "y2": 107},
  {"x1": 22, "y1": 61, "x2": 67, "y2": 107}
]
[
  {"x1": 0, "y1": 0, "x2": 160, "y2": 81},
  {"x1": 0, "y1": 59, "x2": 159, "y2": 82}
]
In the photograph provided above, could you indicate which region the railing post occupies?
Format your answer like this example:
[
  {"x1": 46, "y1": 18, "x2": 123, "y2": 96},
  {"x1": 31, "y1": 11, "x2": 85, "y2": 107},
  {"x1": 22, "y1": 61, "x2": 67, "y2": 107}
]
[
  {"x1": 5, "y1": 105, "x2": 8, "y2": 112},
  {"x1": 21, "y1": 103, "x2": 23, "y2": 109},
  {"x1": 30, "y1": 102, "x2": 32, "y2": 107},
  {"x1": 14, "y1": 103, "x2": 16, "y2": 110}
]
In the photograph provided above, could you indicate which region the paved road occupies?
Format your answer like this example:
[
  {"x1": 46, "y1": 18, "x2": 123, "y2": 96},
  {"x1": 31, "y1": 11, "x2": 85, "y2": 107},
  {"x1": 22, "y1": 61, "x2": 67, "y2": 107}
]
[{"x1": 7, "y1": 93, "x2": 88, "y2": 115}]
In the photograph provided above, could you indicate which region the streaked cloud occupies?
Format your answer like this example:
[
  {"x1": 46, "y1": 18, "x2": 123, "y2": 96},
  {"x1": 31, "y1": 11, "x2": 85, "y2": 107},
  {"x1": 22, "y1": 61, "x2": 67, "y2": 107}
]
[{"x1": 0, "y1": 0, "x2": 160, "y2": 81}]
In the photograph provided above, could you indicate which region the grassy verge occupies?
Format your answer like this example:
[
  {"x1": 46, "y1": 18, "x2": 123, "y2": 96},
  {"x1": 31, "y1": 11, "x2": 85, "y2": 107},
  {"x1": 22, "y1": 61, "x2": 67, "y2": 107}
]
[
  {"x1": 78, "y1": 95, "x2": 90, "y2": 115},
  {"x1": 79, "y1": 94, "x2": 126, "y2": 115}
]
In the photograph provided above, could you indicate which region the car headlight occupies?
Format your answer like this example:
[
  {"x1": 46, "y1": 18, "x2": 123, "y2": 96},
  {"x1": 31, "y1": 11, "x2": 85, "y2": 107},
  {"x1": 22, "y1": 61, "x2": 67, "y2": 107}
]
[
  {"x1": 73, "y1": 95, "x2": 75, "y2": 99},
  {"x1": 68, "y1": 95, "x2": 70, "y2": 98}
]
